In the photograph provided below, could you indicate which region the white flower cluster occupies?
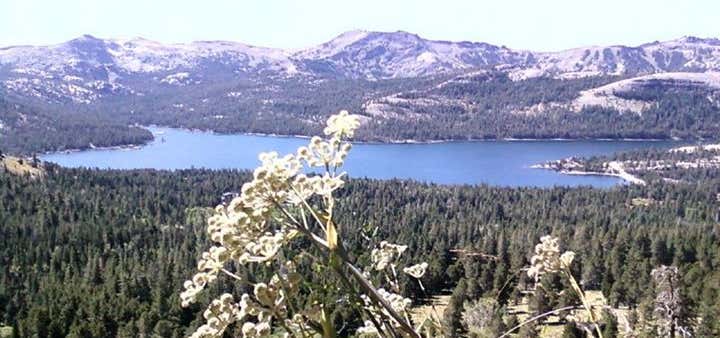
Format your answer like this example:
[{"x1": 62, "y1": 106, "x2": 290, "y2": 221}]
[
  {"x1": 189, "y1": 294, "x2": 242, "y2": 338},
  {"x1": 403, "y1": 262, "x2": 429, "y2": 279},
  {"x1": 357, "y1": 288, "x2": 413, "y2": 335},
  {"x1": 298, "y1": 136, "x2": 353, "y2": 169},
  {"x1": 371, "y1": 241, "x2": 408, "y2": 271},
  {"x1": 560, "y1": 251, "x2": 575, "y2": 269},
  {"x1": 190, "y1": 261, "x2": 303, "y2": 338},
  {"x1": 370, "y1": 241, "x2": 428, "y2": 292},
  {"x1": 181, "y1": 111, "x2": 360, "y2": 338},
  {"x1": 296, "y1": 111, "x2": 358, "y2": 169},
  {"x1": 240, "y1": 261, "x2": 303, "y2": 337},
  {"x1": 180, "y1": 246, "x2": 228, "y2": 307},
  {"x1": 377, "y1": 288, "x2": 412, "y2": 314},
  {"x1": 323, "y1": 110, "x2": 360, "y2": 138},
  {"x1": 527, "y1": 235, "x2": 575, "y2": 282}
]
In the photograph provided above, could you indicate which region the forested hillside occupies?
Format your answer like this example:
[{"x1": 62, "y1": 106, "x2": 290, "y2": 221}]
[
  {"x1": 0, "y1": 95, "x2": 152, "y2": 154},
  {"x1": 1, "y1": 166, "x2": 718, "y2": 336},
  {"x1": 3, "y1": 71, "x2": 720, "y2": 156}
]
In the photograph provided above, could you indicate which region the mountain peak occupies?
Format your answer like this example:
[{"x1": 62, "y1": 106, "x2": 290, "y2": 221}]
[
  {"x1": 72, "y1": 34, "x2": 103, "y2": 42},
  {"x1": 295, "y1": 30, "x2": 371, "y2": 59},
  {"x1": 65, "y1": 34, "x2": 111, "y2": 54}
]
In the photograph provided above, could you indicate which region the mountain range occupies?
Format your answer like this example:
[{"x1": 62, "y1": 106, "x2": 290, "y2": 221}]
[
  {"x1": 1, "y1": 31, "x2": 720, "y2": 103},
  {"x1": 2, "y1": 30, "x2": 720, "y2": 154}
]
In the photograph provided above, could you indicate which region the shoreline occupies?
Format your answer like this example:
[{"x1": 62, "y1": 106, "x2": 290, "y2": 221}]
[
  {"x1": 37, "y1": 125, "x2": 682, "y2": 158},
  {"x1": 533, "y1": 167, "x2": 643, "y2": 185},
  {"x1": 41, "y1": 143, "x2": 146, "y2": 156},
  {"x1": 144, "y1": 125, "x2": 676, "y2": 145},
  {"x1": 531, "y1": 162, "x2": 647, "y2": 185}
]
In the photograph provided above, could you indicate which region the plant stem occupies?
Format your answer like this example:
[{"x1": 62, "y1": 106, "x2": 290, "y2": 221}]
[
  {"x1": 564, "y1": 270, "x2": 603, "y2": 338},
  {"x1": 497, "y1": 305, "x2": 579, "y2": 338}
]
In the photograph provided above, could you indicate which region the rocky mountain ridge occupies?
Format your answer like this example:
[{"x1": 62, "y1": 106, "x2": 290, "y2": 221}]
[{"x1": 2, "y1": 31, "x2": 720, "y2": 104}]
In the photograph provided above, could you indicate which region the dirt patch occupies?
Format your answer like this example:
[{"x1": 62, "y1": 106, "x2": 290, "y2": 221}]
[{"x1": 1, "y1": 156, "x2": 45, "y2": 179}]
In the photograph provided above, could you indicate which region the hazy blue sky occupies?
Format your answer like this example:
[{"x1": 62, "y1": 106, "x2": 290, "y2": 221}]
[{"x1": 1, "y1": 0, "x2": 717, "y2": 51}]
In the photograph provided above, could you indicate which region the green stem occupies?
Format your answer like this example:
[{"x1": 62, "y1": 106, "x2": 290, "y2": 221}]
[
  {"x1": 564, "y1": 270, "x2": 603, "y2": 338},
  {"x1": 274, "y1": 189, "x2": 419, "y2": 337}
]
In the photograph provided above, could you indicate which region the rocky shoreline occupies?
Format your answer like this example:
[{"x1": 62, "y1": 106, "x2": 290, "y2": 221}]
[{"x1": 532, "y1": 158, "x2": 647, "y2": 185}]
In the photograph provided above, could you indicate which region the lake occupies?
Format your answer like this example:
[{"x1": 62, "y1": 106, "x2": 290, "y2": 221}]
[{"x1": 41, "y1": 127, "x2": 676, "y2": 187}]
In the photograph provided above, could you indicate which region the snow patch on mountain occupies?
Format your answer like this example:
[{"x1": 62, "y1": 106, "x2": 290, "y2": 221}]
[
  {"x1": 62, "y1": 75, "x2": 83, "y2": 82},
  {"x1": 416, "y1": 51, "x2": 438, "y2": 64},
  {"x1": 160, "y1": 72, "x2": 192, "y2": 85}
]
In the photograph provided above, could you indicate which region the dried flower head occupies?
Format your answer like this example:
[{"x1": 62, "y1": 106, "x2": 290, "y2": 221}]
[
  {"x1": 189, "y1": 294, "x2": 242, "y2": 338},
  {"x1": 403, "y1": 262, "x2": 429, "y2": 279},
  {"x1": 527, "y1": 235, "x2": 576, "y2": 282},
  {"x1": 358, "y1": 288, "x2": 413, "y2": 334},
  {"x1": 323, "y1": 110, "x2": 360, "y2": 138},
  {"x1": 371, "y1": 241, "x2": 408, "y2": 271},
  {"x1": 560, "y1": 251, "x2": 575, "y2": 269}
]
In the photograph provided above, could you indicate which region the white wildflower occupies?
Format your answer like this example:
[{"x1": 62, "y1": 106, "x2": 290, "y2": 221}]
[
  {"x1": 314, "y1": 173, "x2": 345, "y2": 197},
  {"x1": 180, "y1": 246, "x2": 230, "y2": 307},
  {"x1": 528, "y1": 236, "x2": 560, "y2": 281},
  {"x1": 180, "y1": 272, "x2": 213, "y2": 307},
  {"x1": 403, "y1": 262, "x2": 429, "y2": 279},
  {"x1": 356, "y1": 320, "x2": 379, "y2": 335},
  {"x1": 245, "y1": 232, "x2": 287, "y2": 263},
  {"x1": 182, "y1": 110, "x2": 421, "y2": 338},
  {"x1": 377, "y1": 288, "x2": 412, "y2": 312},
  {"x1": 188, "y1": 294, "x2": 242, "y2": 338},
  {"x1": 359, "y1": 288, "x2": 413, "y2": 334},
  {"x1": 287, "y1": 174, "x2": 319, "y2": 204},
  {"x1": 560, "y1": 251, "x2": 575, "y2": 269},
  {"x1": 301, "y1": 136, "x2": 352, "y2": 169},
  {"x1": 528, "y1": 236, "x2": 576, "y2": 282},
  {"x1": 371, "y1": 241, "x2": 408, "y2": 271},
  {"x1": 240, "y1": 321, "x2": 271, "y2": 338},
  {"x1": 323, "y1": 110, "x2": 360, "y2": 138}
]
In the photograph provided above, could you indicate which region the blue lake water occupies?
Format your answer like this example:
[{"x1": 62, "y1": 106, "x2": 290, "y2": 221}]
[{"x1": 41, "y1": 127, "x2": 676, "y2": 187}]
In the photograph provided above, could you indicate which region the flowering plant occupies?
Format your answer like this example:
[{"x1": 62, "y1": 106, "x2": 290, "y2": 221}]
[
  {"x1": 180, "y1": 111, "x2": 432, "y2": 338},
  {"x1": 499, "y1": 236, "x2": 602, "y2": 338}
]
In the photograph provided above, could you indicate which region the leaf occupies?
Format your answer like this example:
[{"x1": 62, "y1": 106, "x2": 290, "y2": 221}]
[{"x1": 326, "y1": 221, "x2": 338, "y2": 250}]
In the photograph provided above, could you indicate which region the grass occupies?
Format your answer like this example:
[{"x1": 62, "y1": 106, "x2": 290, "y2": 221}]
[
  {"x1": 410, "y1": 294, "x2": 451, "y2": 324},
  {"x1": 1, "y1": 156, "x2": 45, "y2": 179}
]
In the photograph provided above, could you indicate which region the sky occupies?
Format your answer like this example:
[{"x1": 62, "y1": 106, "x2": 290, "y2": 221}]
[{"x1": 1, "y1": 0, "x2": 718, "y2": 51}]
